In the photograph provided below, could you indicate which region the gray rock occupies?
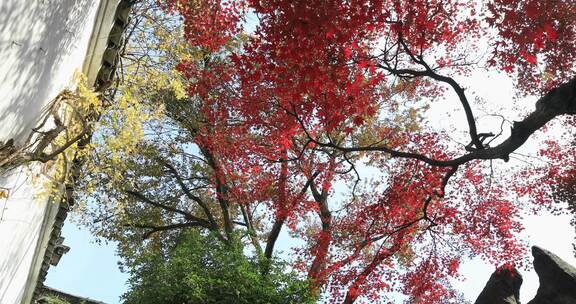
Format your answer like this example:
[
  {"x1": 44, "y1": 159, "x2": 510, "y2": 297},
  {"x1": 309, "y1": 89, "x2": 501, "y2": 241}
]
[
  {"x1": 527, "y1": 246, "x2": 576, "y2": 304},
  {"x1": 475, "y1": 267, "x2": 522, "y2": 304}
]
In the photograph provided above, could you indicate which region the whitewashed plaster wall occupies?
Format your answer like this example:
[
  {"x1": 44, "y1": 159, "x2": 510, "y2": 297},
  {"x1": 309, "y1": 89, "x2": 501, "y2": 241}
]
[{"x1": 0, "y1": 0, "x2": 117, "y2": 303}]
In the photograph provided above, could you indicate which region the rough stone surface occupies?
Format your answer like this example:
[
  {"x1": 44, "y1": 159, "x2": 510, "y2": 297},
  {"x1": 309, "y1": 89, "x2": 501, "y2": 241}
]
[
  {"x1": 527, "y1": 246, "x2": 576, "y2": 304},
  {"x1": 474, "y1": 267, "x2": 522, "y2": 304}
]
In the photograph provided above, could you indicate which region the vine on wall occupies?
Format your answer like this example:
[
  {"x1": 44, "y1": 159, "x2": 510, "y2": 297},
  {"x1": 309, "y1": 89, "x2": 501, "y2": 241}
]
[{"x1": 0, "y1": 75, "x2": 102, "y2": 202}]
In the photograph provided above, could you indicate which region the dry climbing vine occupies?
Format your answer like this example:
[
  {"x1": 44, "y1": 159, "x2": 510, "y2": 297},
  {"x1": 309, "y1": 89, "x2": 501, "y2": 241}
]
[{"x1": 0, "y1": 76, "x2": 103, "y2": 200}]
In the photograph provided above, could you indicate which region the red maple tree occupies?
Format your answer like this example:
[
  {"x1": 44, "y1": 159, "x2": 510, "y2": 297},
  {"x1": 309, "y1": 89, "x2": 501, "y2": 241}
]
[{"x1": 160, "y1": 0, "x2": 576, "y2": 302}]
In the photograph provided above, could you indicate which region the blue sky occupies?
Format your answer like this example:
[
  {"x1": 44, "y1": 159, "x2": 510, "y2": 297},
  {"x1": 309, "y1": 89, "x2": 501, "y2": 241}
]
[{"x1": 45, "y1": 220, "x2": 128, "y2": 304}]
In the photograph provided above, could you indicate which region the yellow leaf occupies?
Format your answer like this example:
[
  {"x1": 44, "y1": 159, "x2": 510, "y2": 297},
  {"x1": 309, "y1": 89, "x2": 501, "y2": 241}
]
[{"x1": 0, "y1": 189, "x2": 9, "y2": 199}]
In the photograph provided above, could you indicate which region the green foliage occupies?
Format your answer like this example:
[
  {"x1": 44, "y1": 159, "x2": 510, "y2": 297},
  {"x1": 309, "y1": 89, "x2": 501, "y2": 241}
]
[
  {"x1": 39, "y1": 295, "x2": 71, "y2": 304},
  {"x1": 122, "y1": 232, "x2": 315, "y2": 304}
]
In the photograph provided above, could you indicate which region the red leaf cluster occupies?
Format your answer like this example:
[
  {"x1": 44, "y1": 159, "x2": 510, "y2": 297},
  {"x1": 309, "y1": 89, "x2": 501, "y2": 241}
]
[{"x1": 486, "y1": 0, "x2": 576, "y2": 94}]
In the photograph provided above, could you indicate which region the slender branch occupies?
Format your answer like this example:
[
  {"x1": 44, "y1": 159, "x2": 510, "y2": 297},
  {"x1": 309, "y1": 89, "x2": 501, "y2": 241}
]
[
  {"x1": 131, "y1": 222, "x2": 207, "y2": 239},
  {"x1": 124, "y1": 189, "x2": 211, "y2": 228},
  {"x1": 240, "y1": 204, "x2": 264, "y2": 259},
  {"x1": 160, "y1": 159, "x2": 219, "y2": 229}
]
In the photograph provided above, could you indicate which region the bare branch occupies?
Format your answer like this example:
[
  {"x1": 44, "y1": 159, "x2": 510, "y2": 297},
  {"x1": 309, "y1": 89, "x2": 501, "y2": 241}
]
[
  {"x1": 130, "y1": 222, "x2": 207, "y2": 239},
  {"x1": 160, "y1": 158, "x2": 219, "y2": 229},
  {"x1": 124, "y1": 189, "x2": 212, "y2": 229}
]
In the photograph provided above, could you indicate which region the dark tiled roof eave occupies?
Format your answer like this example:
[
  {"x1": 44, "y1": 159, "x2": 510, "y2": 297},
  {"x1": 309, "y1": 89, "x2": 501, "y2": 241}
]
[
  {"x1": 32, "y1": 1, "x2": 133, "y2": 302},
  {"x1": 37, "y1": 286, "x2": 107, "y2": 304}
]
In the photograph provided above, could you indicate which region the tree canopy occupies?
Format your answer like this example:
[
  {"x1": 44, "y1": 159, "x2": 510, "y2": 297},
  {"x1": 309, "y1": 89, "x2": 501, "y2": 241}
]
[
  {"x1": 122, "y1": 231, "x2": 315, "y2": 304},
  {"x1": 76, "y1": 1, "x2": 576, "y2": 303}
]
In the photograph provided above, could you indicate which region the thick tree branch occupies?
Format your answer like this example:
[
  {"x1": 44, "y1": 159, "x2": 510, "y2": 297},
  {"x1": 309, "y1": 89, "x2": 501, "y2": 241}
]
[
  {"x1": 342, "y1": 242, "x2": 401, "y2": 304},
  {"x1": 388, "y1": 36, "x2": 483, "y2": 149},
  {"x1": 311, "y1": 77, "x2": 576, "y2": 167},
  {"x1": 200, "y1": 145, "x2": 235, "y2": 241},
  {"x1": 308, "y1": 171, "x2": 333, "y2": 291},
  {"x1": 264, "y1": 171, "x2": 320, "y2": 262},
  {"x1": 263, "y1": 151, "x2": 289, "y2": 262}
]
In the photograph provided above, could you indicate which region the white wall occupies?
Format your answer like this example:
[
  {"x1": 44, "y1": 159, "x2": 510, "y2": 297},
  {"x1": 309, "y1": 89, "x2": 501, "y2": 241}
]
[{"x1": 0, "y1": 1, "x2": 110, "y2": 303}]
